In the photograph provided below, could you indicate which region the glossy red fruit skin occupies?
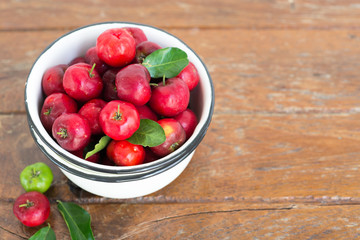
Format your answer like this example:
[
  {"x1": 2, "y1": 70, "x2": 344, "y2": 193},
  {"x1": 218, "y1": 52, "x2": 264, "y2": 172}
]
[
  {"x1": 40, "y1": 93, "x2": 78, "y2": 132},
  {"x1": 42, "y1": 64, "x2": 68, "y2": 96},
  {"x1": 13, "y1": 191, "x2": 50, "y2": 227},
  {"x1": 136, "y1": 105, "x2": 158, "y2": 121},
  {"x1": 52, "y1": 113, "x2": 91, "y2": 151},
  {"x1": 115, "y1": 64, "x2": 151, "y2": 106},
  {"x1": 149, "y1": 77, "x2": 190, "y2": 117},
  {"x1": 63, "y1": 63, "x2": 103, "y2": 102},
  {"x1": 84, "y1": 46, "x2": 109, "y2": 75},
  {"x1": 106, "y1": 140, "x2": 145, "y2": 166},
  {"x1": 99, "y1": 100, "x2": 140, "y2": 140},
  {"x1": 177, "y1": 62, "x2": 200, "y2": 91},
  {"x1": 174, "y1": 108, "x2": 198, "y2": 139},
  {"x1": 96, "y1": 28, "x2": 136, "y2": 67},
  {"x1": 123, "y1": 27, "x2": 148, "y2": 46},
  {"x1": 78, "y1": 99, "x2": 107, "y2": 135},
  {"x1": 102, "y1": 68, "x2": 121, "y2": 101},
  {"x1": 135, "y1": 41, "x2": 162, "y2": 63},
  {"x1": 150, "y1": 118, "x2": 186, "y2": 157}
]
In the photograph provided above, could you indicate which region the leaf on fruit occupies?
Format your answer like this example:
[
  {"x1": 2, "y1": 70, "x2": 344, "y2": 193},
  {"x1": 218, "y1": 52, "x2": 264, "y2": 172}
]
[
  {"x1": 29, "y1": 224, "x2": 56, "y2": 240},
  {"x1": 142, "y1": 47, "x2": 189, "y2": 78},
  {"x1": 127, "y1": 119, "x2": 166, "y2": 147},
  {"x1": 57, "y1": 201, "x2": 94, "y2": 240},
  {"x1": 85, "y1": 135, "x2": 111, "y2": 159}
]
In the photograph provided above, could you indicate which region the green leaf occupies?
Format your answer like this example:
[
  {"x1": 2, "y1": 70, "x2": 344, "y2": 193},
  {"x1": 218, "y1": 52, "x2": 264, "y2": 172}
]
[
  {"x1": 85, "y1": 135, "x2": 111, "y2": 159},
  {"x1": 29, "y1": 224, "x2": 56, "y2": 240},
  {"x1": 127, "y1": 119, "x2": 166, "y2": 147},
  {"x1": 142, "y1": 47, "x2": 189, "y2": 78},
  {"x1": 57, "y1": 201, "x2": 94, "y2": 240}
]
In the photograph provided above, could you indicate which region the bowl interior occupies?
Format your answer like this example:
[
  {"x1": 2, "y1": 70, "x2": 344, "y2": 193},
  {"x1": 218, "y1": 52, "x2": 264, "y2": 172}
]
[{"x1": 25, "y1": 22, "x2": 214, "y2": 173}]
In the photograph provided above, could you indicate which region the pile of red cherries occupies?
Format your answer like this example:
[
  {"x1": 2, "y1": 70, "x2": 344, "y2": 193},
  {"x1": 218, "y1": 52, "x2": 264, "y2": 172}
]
[{"x1": 40, "y1": 27, "x2": 199, "y2": 166}]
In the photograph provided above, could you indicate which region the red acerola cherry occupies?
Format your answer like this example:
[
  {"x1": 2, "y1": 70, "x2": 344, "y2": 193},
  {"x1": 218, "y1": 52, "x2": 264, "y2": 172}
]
[
  {"x1": 40, "y1": 93, "x2": 78, "y2": 132},
  {"x1": 13, "y1": 191, "x2": 50, "y2": 227},
  {"x1": 135, "y1": 41, "x2": 162, "y2": 63},
  {"x1": 106, "y1": 140, "x2": 145, "y2": 166},
  {"x1": 123, "y1": 27, "x2": 148, "y2": 46},
  {"x1": 177, "y1": 62, "x2": 200, "y2": 91},
  {"x1": 102, "y1": 68, "x2": 121, "y2": 101},
  {"x1": 150, "y1": 118, "x2": 186, "y2": 157},
  {"x1": 99, "y1": 100, "x2": 140, "y2": 140},
  {"x1": 174, "y1": 108, "x2": 198, "y2": 139},
  {"x1": 52, "y1": 113, "x2": 91, "y2": 152},
  {"x1": 84, "y1": 46, "x2": 110, "y2": 75},
  {"x1": 63, "y1": 63, "x2": 103, "y2": 102},
  {"x1": 136, "y1": 105, "x2": 158, "y2": 122},
  {"x1": 115, "y1": 64, "x2": 151, "y2": 106},
  {"x1": 42, "y1": 64, "x2": 68, "y2": 96},
  {"x1": 96, "y1": 28, "x2": 136, "y2": 67},
  {"x1": 78, "y1": 99, "x2": 107, "y2": 135},
  {"x1": 149, "y1": 77, "x2": 190, "y2": 117}
]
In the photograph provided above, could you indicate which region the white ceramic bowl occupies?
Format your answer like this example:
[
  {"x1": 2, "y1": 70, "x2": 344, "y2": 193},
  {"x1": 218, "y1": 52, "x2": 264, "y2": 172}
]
[{"x1": 25, "y1": 22, "x2": 214, "y2": 199}]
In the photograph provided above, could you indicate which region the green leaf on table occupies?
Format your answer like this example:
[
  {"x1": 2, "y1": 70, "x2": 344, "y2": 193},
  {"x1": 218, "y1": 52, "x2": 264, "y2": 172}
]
[
  {"x1": 29, "y1": 224, "x2": 56, "y2": 240},
  {"x1": 85, "y1": 135, "x2": 111, "y2": 159},
  {"x1": 57, "y1": 201, "x2": 94, "y2": 240},
  {"x1": 127, "y1": 119, "x2": 166, "y2": 147},
  {"x1": 142, "y1": 47, "x2": 189, "y2": 78}
]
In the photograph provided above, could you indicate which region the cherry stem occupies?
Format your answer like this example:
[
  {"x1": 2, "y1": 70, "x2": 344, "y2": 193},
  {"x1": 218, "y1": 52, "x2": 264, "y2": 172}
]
[
  {"x1": 43, "y1": 107, "x2": 52, "y2": 115},
  {"x1": 89, "y1": 63, "x2": 96, "y2": 78},
  {"x1": 32, "y1": 168, "x2": 40, "y2": 178},
  {"x1": 149, "y1": 83, "x2": 158, "y2": 87},
  {"x1": 169, "y1": 142, "x2": 179, "y2": 152},
  {"x1": 57, "y1": 128, "x2": 68, "y2": 138},
  {"x1": 19, "y1": 200, "x2": 34, "y2": 208},
  {"x1": 113, "y1": 104, "x2": 122, "y2": 121},
  {"x1": 162, "y1": 75, "x2": 166, "y2": 86}
]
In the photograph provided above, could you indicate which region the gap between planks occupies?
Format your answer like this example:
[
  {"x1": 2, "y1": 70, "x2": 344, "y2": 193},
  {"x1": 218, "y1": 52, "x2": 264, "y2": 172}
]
[
  {"x1": 2, "y1": 110, "x2": 360, "y2": 116},
  {"x1": 3, "y1": 195, "x2": 360, "y2": 207},
  {"x1": 3, "y1": 25, "x2": 360, "y2": 33}
]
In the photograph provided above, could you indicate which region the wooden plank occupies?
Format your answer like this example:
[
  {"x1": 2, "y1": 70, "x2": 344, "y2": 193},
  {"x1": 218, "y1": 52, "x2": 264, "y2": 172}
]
[
  {"x1": 2, "y1": 29, "x2": 360, "y2": 113},
  {"x1": 1, "y1": 0, "x2": 360, "y2": 30},
  {"x1": 2, "y1": 113, "x2": 360, "y2": 203},
  {"x1": 0, "y1": 31, "x2": 65, "y2": 113},
  {"x1": 1, "y1": 201, "x2": 360, "y2": 239},
  {"x1": 87, "y1": 203, "x2": 360, "y2": 239},
  {"x1": 0, "y1": 229, "x2": 26, "y2": 240},
  {"x1": 173, "y1": 28, "x2": 360, "y2": 115},
  {"x1": 2, "y1": 1, "x2": 360, "y2": 239}
]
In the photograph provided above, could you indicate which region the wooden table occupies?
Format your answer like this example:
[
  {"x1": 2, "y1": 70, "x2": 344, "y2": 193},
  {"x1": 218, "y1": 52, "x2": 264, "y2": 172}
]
[{"x1": 2, "y1": 0, "x2": 360, "y2": 239}]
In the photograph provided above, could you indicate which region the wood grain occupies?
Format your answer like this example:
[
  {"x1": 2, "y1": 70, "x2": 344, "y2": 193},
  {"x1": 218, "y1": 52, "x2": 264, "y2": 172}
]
[
  {"x1": 2, "y1": 0, "x2": 360, "y2": 239},
  {"x1": 2, "y1": 29, "x2": 360, "y2": 113},
  {"x1": 1, "y1": 0, "x2": 360, "y2": 30},
  {"x1": 2, "y1": 201, "x2": 360, "y2": 239}
]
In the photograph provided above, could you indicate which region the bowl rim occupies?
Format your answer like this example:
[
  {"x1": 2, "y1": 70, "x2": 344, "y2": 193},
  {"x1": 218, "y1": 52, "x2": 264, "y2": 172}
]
[{"x1": 24, "y1": 21, "x2": 215, "y2": 181}]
